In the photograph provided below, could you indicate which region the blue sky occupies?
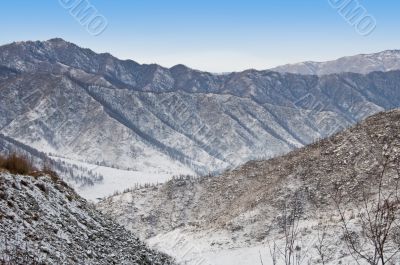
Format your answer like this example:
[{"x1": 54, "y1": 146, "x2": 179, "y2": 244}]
[{"x1": 1, "y1": 0, "x2": 399, "y2": 72}]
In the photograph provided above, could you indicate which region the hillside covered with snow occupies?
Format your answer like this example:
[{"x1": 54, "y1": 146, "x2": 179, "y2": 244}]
[
  {"x1": 1, "y1": 39, "x2": 400, "y2": 179},
  {"x1": 99, "y1": 109, "x2": 400, "y2": 265},
  {"x1": 0, "y1": 169, "x2": 175, "y2": 264}
]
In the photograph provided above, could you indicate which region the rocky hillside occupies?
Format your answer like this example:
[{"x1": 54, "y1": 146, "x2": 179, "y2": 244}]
[
  {"x1": 1, "y1": 39, "x2": 400, "y2": 176},
  {"x1": 0, "y1": 170, "x2": 175, "y2": 264},
  {"x1": 271, "y1": 50, "x2": 400, "y2": 75},
  {"x1": 98, "y1": 109, "x2": 400, "y2": 264}
]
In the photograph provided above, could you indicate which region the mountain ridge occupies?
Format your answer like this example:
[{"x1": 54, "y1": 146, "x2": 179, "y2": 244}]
[
  {"x1": 5, "y1": 38, "x2": 400, "y2": 76},
  {"x1": 1, "y1": 38, "x2": 400, "y2": 184},
  {"x1": 271, "y1": 49, "x2": 400, "y2": 75}
]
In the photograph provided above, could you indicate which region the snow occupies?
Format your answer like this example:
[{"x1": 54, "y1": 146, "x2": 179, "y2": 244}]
[
  {"x1": 78, "y1": 166, "x2": 173, "y2": 201},
  {"x1": 201, "y1": 246, "x2": 271, "y2": 265},
  {"x1": 50, "y1": 156, "x2": 185, "y2": 201},
  {"x1": 0, "y1": 172, "x2": 174, "y2": 264},
  {"x1": 147, "y1": 229, "x2": 275, "y2": 265}
]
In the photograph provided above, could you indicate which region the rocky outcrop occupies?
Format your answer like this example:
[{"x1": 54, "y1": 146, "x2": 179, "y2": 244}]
[{"x1": 0, "y1": 172, "x2": 175, "y2": 264}]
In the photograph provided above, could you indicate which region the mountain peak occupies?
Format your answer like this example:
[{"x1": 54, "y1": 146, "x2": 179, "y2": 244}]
[
  {"x1": 271, "y1": 49, "x2": 400, "y2": 75},
  {"x1": 46, "y1": 37, "x2": 68, "y2": 43},
  {"x1": 170, "y1": 63, "x2": 190, "y2": 70},
  {"x1": 44, "y1": 37, "x2": 73, "y2": 46},
  {"x1": 3, "y1": 39, "x2": 400, "y2": 76}
]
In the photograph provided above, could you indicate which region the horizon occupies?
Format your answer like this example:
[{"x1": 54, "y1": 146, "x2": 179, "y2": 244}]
[
  {"x1": 1, "y1": 1, "x2": 400, "y2": 72},
  {"x1": 2, "y1": 37, "x2": 399, "y2": 74}
]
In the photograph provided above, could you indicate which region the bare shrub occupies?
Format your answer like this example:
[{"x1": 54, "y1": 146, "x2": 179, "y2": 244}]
[
  {"x1": 0, "y1": 153, "x2": 35, "y2": 175},
  {"x1": 334, "y1": 157, "x2": 400, "y2": 265}
]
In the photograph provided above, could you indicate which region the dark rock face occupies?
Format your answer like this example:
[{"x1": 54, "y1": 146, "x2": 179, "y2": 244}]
[
  {"x1": 0, "y1": 172, "x2": 175, "y2": 264},
  {"x1": 1, "y1": 39, "x2": 400, "y2": 174}
]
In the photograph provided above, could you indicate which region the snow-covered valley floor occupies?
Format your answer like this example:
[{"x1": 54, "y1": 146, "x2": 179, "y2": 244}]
[
  {"x1": 50, "y1": 156, "x2": 190, "y2": 201},
  {"x1": 77, "y1": 165, "x2": 174, "y2": 201},
  {"x1": 145, "y1": 227, "x2": 355, "y2": 265},
  {"x1": 147, "y1": 229, "x2": 273, "y2": 265}
]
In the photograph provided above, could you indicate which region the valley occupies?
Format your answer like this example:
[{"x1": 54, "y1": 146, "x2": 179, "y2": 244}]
[{"x1": 1, "y1": 39, "x2": 400, "y2": 264}]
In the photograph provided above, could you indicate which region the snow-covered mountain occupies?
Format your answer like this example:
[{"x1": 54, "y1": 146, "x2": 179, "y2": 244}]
[
  {"x1": 98, "y1": 109, "x2": 400, "y2": 265},
  {"x1": 0, "y1": 171, "x2": 175, "y2": 264},
  {"x1": 271, "y1": 50, "x2": 400, "y2": 75},
  {"x1": 1, "y1": 39, "x2": 400, "y2": 193}
]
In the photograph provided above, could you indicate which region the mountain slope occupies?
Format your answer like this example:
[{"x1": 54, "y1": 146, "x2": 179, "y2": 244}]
[
  {"x1": 1, "y1": 39, "x2": 400, "y2": 180},
  {"x1": 98, "y1": 109, "x2": 400, "y2": 264},
  {"x1": 0, "y1": 133, "x2": 105, "y2": 189},
  {"x1": 0, "y1": 171, "x2": 175, "y2": 264},
  {"x1": 271, "y1": 50, "x2": 400, "y2": 75}
]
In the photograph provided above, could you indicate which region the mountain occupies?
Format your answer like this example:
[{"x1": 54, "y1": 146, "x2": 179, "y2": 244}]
[
  {"x1": 0, "y1": 170, "x2": 175, "y2": 264},
  {"x1": 271, "y1": 50, "x2": 400, "y2": 75},
  {"x1": 1, "y1": 39, "x2": 400, "y2": 194},
  {"x1": 98, "y1": 109, "x2": 400, "y2": 264}
]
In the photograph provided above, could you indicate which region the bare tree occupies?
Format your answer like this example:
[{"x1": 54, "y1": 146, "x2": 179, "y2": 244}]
[
  {"x1": 265, "y1": 193, "x2": 310, "y2": 265},
  {"x1": 334, "y1": 157, "x2": 400, "y2": 265},
  {"x1": 313, "y1": 222, "x2": 332, "y2": 265},
  {"x1": 281, "y1": 199, "x2": 302, "y2": 265},
  {"x1": 267, "y1": 240, "x2": 278, "y2": 265}
]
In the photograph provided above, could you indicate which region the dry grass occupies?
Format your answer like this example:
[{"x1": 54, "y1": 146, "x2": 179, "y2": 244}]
[
  {"x1": 0, "y1": 153, "x2": 36, "y2": 175},
  {"x1": 31, "y1": 165, "x2": 61, "y2": 183},
  {"x1": 0, "y1": 153, "x2": 64, "y2": 185}
]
